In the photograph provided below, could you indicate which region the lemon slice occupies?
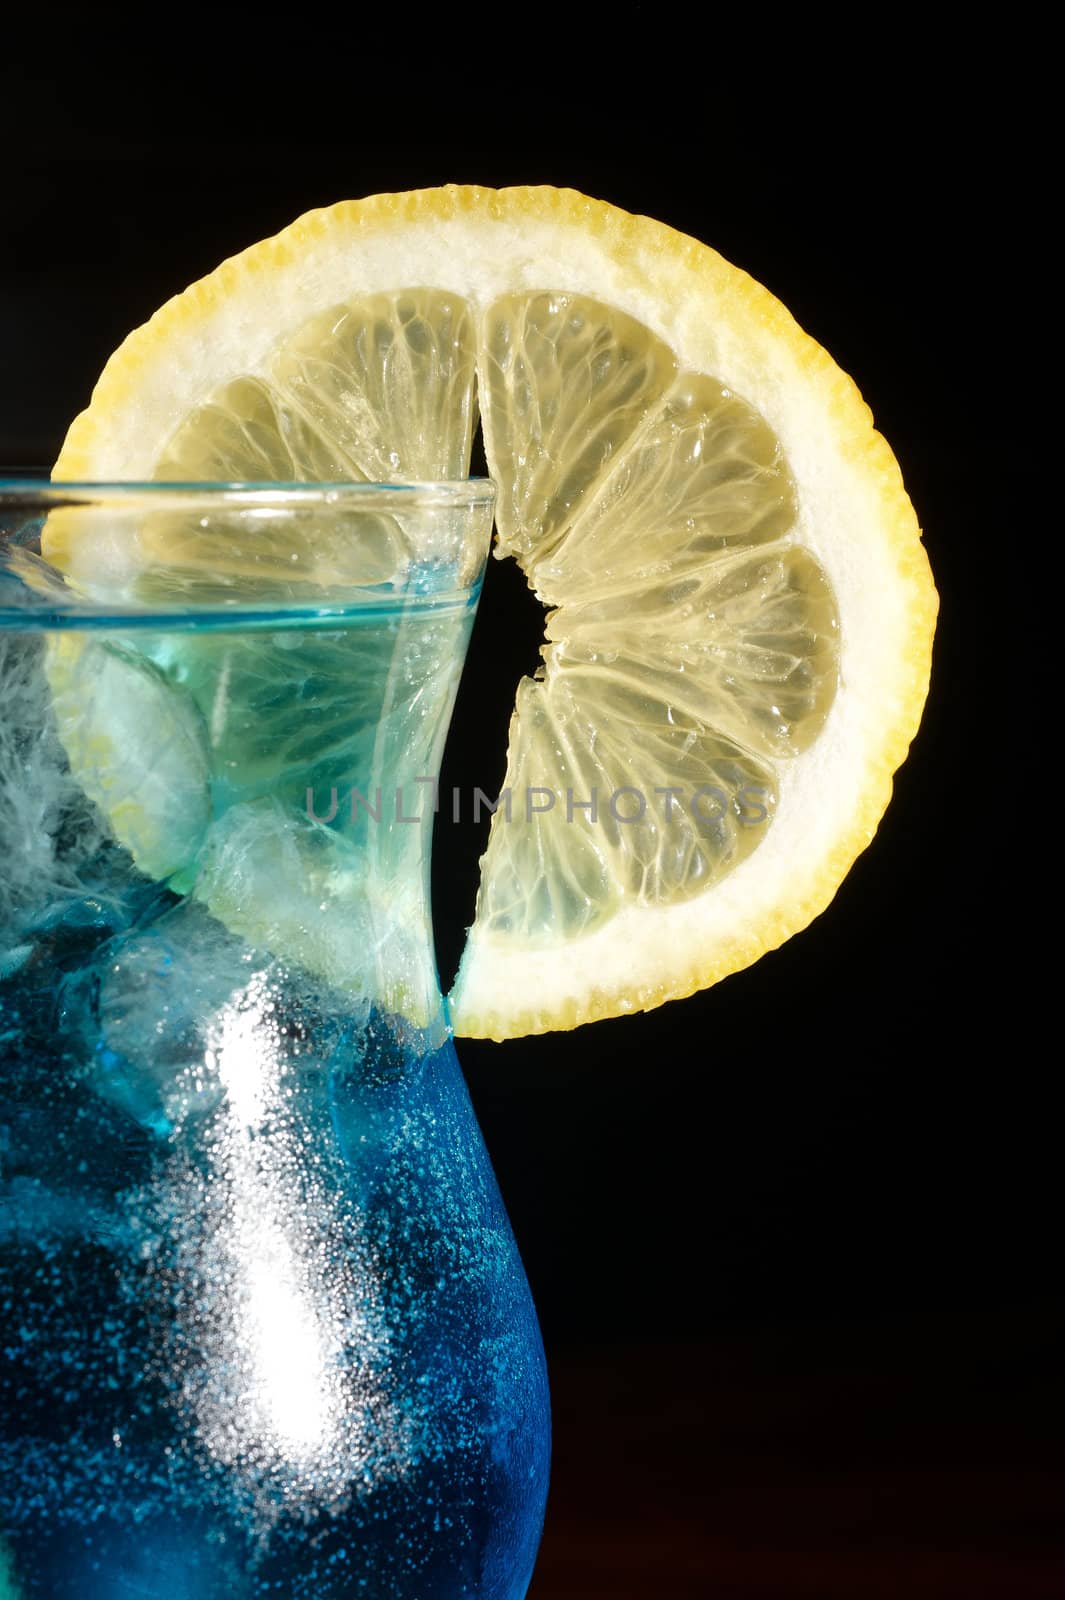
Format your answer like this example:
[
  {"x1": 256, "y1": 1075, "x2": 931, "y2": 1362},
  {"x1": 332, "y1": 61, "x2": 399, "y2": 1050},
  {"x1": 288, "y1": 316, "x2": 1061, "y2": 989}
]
[{"x1": 49, "y1": 185, "x2": 937, "y2": 1039}]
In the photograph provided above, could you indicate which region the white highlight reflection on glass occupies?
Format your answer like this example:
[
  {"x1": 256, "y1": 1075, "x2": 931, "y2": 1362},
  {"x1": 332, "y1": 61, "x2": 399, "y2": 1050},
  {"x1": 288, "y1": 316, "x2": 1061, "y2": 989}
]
[
  {"x1": 209, "y1": 973, "x2": 341, "y2": 1468},
  {"x1": 243, "y1": 1236, "x2": 332, "y2": 1454}
]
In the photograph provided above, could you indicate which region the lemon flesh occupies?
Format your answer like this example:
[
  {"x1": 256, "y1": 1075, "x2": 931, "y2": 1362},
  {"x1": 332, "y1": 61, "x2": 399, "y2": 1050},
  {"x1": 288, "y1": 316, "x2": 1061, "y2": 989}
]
[{"x1": 49, "y1": 186, "x2": 937, "y2": 1039}]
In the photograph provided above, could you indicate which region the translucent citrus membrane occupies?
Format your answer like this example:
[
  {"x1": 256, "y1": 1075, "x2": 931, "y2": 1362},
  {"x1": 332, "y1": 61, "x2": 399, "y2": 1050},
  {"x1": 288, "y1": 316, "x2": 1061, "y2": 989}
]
[
  {"x1": 474, "y1": 673, "x2": 777, "y2": 943},
  {"x1": 474, "y1": 545, "x2": 838, "y2": 945},
  {"x1": 48, "y1": 282, "x2": 840, "y2": 972},
  {"x1": 479, "y1": 292, "x2": 679, "y2": 562},
  {"x1": 547, "y1": 546, "x2": 840, "y2": 761},
  {"x1": 154, "y1": 289, "x2": 478, "y2": 486}
]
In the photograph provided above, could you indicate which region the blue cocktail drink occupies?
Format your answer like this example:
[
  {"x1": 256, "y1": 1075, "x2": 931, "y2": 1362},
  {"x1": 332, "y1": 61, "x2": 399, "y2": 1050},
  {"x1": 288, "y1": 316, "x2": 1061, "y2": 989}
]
[{"x1": 0, "y1": 483, "x2": 549, "y2": 1599}]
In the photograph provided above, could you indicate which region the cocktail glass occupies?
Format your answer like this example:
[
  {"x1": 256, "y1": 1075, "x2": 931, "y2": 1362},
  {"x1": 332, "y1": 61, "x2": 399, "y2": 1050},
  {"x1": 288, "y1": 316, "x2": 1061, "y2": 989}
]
[{"x1": 0, "y1": 481, "x2": 549, "y2": 1598}]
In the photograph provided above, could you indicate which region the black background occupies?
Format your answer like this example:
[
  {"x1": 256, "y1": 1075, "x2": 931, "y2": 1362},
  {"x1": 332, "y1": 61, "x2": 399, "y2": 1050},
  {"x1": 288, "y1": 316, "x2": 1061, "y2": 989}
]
[{"x1": 2, "y1": 50, "x2": 1048, "y2": 1598}]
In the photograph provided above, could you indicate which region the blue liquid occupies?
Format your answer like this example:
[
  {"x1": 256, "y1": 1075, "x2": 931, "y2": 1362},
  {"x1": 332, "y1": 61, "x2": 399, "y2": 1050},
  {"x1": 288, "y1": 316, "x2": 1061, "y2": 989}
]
[{"x1": 0, "y1": 591, "x2": 550, "y2": 1598}]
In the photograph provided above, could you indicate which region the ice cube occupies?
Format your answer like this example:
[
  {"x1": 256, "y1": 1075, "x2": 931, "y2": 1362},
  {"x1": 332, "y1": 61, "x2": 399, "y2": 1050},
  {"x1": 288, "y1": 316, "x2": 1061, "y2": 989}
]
[
  {"x1": 0, "y1": 633, "x2": 114, "y2": 949},
  {"x1": 193, "y1": 798, "x2": 377, "y2": 995},
  {"x1": 57, "y1": 892, "x2": 364, "y2": 1139},
  {"x1": 58, "y1": 900, "x2": 265, "y2": 1136}
]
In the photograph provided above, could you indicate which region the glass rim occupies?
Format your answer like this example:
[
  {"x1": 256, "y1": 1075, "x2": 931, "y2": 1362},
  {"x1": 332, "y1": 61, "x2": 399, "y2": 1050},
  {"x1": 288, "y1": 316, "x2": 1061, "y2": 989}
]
[
  {"x1": 0, "y1": 478, "x2": 495, "y2": 628},
  {"x1": 0, "y1": 477, "x2": 497, "y2": 511}
]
